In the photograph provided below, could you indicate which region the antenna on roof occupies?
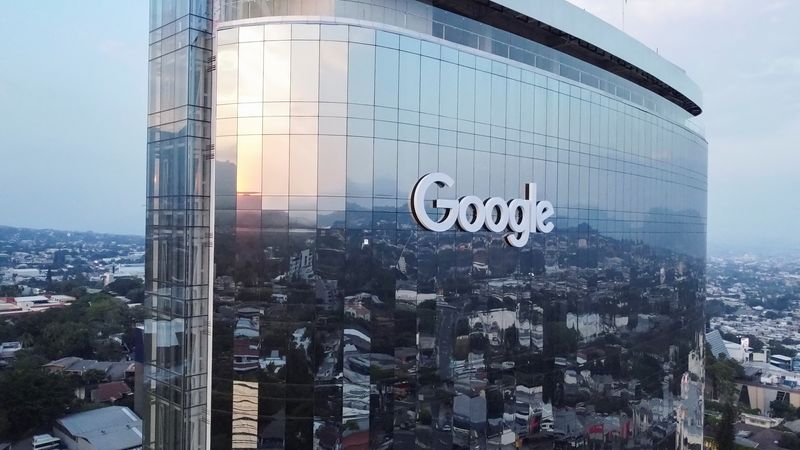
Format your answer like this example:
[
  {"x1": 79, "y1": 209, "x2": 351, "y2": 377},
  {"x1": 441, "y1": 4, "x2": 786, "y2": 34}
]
[{"x1": 622, "y1": 0, "x2": 627, "y2": 31}]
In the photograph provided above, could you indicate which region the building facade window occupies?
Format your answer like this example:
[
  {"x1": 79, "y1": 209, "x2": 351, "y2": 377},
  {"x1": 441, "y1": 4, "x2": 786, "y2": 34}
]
[
  {"x1": 146, "y1": 1, "x2": 708, "y2": 449},
  {"x1": 209, "y1": 19, "x2": 707, "y2": 450}
]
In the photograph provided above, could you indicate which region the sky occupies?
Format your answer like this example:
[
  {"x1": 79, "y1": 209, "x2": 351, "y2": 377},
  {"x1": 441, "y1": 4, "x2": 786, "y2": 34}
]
[
  {"x1": 0, "y1": 2, "x2": 798, "y2": 253},
  {"x1": 0, "y1": 2, "x2": 148, "y2": 236},
  {"x1": 563, "y1": 0, "x2": 800, "y2": 253}
]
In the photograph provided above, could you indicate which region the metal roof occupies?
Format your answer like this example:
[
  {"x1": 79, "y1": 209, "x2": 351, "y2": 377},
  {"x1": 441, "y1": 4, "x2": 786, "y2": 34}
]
[
  {"x1": 705, "y1": 330, "x2": 730, "y2": 359},
  {"x1": 57, "y1": 406, "x2": 142, "y2": 450}
]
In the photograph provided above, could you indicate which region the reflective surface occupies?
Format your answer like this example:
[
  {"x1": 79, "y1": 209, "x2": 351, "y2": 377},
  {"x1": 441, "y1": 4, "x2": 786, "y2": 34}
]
[
  {"x1": 144, "y1": 0, "x2": 213, "y2": 449},
  {"x1": 216, "y1": 0, "x2": 704, "y2": 134},
  {"x1": 210, "y1": 20, "x2": 707, "y2": 450}
]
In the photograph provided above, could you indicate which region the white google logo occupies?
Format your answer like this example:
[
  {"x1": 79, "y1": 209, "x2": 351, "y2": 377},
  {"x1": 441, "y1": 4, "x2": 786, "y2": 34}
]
[{"x1": 410, "y1": 172, "x2": 555, "y2": 248}]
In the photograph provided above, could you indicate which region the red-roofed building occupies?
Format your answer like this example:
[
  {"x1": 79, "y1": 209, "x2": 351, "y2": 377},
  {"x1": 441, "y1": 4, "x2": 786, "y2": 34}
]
[
  {"x1": 341, "y1": 430, "x2": 369, "y2": 450},
  {"x1": 91, "y1": 381, "x2": 132, "y2": 404},
  {"x1": 0, "y1": 294, "x2": 75, "y2": 316}
]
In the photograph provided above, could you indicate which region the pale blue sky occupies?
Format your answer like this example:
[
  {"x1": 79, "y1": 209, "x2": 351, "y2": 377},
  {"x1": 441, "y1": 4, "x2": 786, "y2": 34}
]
[
  {"x1": 0, "y1": 1, "x2": 798, "y2": 252},
  {"x1": 567, "y1": 0, "x2": 800, "y2": 252},
  {"x1": 0, "y1": 2, "x2": 148, "y2": 235}
]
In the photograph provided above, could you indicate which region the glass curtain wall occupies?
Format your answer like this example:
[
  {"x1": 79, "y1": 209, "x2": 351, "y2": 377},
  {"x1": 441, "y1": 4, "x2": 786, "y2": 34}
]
[
  {"x1": 145, "y1": 0, "x2": 213, "y2": 449},
  {"x1": 210, "y1": 20, "x2": 707, "y2": 450}
]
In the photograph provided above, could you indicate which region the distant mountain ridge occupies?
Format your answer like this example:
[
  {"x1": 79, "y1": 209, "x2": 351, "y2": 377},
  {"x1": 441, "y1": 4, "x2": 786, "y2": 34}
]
[{"x1": 0, "y1": 224, "x2": 144, "y2": 245}]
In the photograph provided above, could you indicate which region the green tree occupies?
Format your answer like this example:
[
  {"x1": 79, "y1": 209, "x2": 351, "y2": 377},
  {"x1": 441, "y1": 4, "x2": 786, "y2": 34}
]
[
  {"x1": 779, "y1": 433, "x2": 800, "y2": 450},
  {"x1": 41, "y1": 322, "x2": 93, "y2": 359},
  {"x1": 105, "y1": 278, "x2": 143, "y2": 298},
  {"x1": 95, "y1": 340, "x2": 125, "y2": 361},
  {"x1": 81, "y1": 369, "x2": 108, "y2": 385},
  {"x1": 705, "y1": 355, "x2": 743, "y2": 402},
  {"x1": 770, "y1": 399, "x2": 798, "y2": 419},
  {"x1": 125, "y1": 287, "x2": 145, "y2": 302},
  {"x1": 0, "y1": 285, "x2": 20, "y2": 296},
  {"x1": 45, "y1": 277, "x2": 89, "y2": 298},
  {"x1": 2, "y1": 292, "x2": 142, "y2": 363},
  {"x1": 747, "y1": 335, "x2": 765, "y2": 352},
  {"x1": 717, "y1": 403, "x2": 736, "y2": 450},
  {"x1": 0, "y1": 368, "x2": 77, "y2": 440},
  {"x1": 769, "y1": 340, "x2": 797, "y2": 358},
  {"x1": 0, "y1": 412, "x2": 9, "y2": 442}
]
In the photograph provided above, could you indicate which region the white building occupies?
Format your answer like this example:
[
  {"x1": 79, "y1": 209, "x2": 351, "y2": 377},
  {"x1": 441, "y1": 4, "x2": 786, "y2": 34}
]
[
  {"x1": 770, "y1": 354, "x2": 793, "y2": 370},
  {"x1": 0, "y1": 341, "x2": 22, "y2": 359}
]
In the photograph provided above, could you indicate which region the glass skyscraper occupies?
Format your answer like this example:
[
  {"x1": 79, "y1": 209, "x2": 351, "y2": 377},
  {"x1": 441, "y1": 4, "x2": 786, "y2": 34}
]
[
  {"x1": 145, "y1": 0, "x2": 213, "y2": 448},
  {"x1": 145, "y1": 1, "x2": 708, "y2": 449}
]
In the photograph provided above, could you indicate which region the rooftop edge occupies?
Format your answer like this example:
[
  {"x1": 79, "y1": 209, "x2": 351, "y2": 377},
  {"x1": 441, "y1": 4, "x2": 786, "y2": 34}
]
[{"x1": 432, "y1": 0, "x2": 703, "y2": 116}]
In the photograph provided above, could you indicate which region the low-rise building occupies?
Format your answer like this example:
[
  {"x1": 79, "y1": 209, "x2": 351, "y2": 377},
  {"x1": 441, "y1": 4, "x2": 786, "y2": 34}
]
[
  {"x1": 31, "y1": 434, "x2": 62, "y2": 450},
  {"x1": 737, "y1": 381, "x2": 800, "y2": 415},
  {"x1": 740, "y1": 412, "x2": 783, "y2": 428},
  {"x1": 770, "y1": 354, "x2": 793, "y2": 371},
  {"x1": 736, "y1": 360, "x2": 800, "y2": 415},
  {"x1": 44, "y1": 357, "x2": 134, "y2": 381},
  {"x1": 0, "y1": 294, "x2": 75, "y2": 316},
  {"x1": 53, "y1": 406, "x2": 142, "y2": 450},
  {"x1": 0, "y1": 341, "x2": 22, "y2": 359},
  {"x1": 90, "y1": 381, "x2": 133, "y2": 404}
]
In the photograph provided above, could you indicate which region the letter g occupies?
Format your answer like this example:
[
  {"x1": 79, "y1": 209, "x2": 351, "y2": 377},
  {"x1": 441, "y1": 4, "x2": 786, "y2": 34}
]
[{"x1": 411, "y1": 173, "x2": 458, "y2": 232}]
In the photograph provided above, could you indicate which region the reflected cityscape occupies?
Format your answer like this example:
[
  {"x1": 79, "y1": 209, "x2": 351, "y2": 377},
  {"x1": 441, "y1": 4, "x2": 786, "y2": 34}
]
[
  {"x1": 212, "y1": 225, "x2": 706, "y2": 449},
  {"x1": 143, "y1": 0, "x2": 708, "y2": 449}
]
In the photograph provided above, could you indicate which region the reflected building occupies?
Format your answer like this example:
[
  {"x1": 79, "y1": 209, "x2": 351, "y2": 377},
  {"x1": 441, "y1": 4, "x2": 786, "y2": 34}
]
[{"x1": 145, "y1": 0, "x2": 708, "y2": 449}]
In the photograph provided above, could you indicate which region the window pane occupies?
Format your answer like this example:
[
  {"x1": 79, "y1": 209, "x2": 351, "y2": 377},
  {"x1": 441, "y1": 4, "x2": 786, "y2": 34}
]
[
  {"x1": 457, "y1": 65, "x2": 475, "y2": 122},
  {"x1": 396, "y1": 141, "x2": 418, "y2": 198},
  {"x1": 264, "y1": 41, "x2": 290, "y2": 102},
  {"x1": 398, "y1": 50, "x2": 420, "y2": 111},
  {"x1": 318, "y1": 136, "x2": 346, "y2": 196},
  {"x1": 238, "y1": 42, "x2": 263, "y2": 103},
  {"x1": 263, "y1": 135, "x2": 289, "y2": 195},
  {"x1": 348, "y1": 43, "x2": 374, "y2": 105},
  {"x1": 420, "y1": 56, "x2": 439, "y2": 115},
  {"x1": 175, "y1": 47, "x2": 188, "y2": 106},
  {"x1": 291, "y1": 41, "x2": 319, "y2": 101},
  {"x1": 217, "y1": 44, "x2": 238, "y2": 104},
  {"x1": 216, "y1": 136, "x2": 237, "y2": 196},
  {"x1": 289, "y1": 134, "x2": 317, "y2": 195},
  {"x1": 237, "y1": 135, "x2": 262, "y2": 194},
  {"x1": 440, "y1": 61, "x2": 457, "y2": 118},
  {"x1": 148, "y1": 59, "x2": 161, "y2": 112},
  {"x1": 320, "y1": 41, "x2": 348, "y2": 103},
  {"x1": 374, "y1": 139, "x2": 397, "y2": 197},
  {"x1": 375, "y1": 47, "x2": 399, "y2": 108},
  {"x1": 347, "y1": 136, "x2": 373, "y2": 196},
  {"x1": 490, "y1": 73, "x2": 506, "y2": 127},
  {"x1": 475, "y1": 70, "x2": 490, "y2": 124}
]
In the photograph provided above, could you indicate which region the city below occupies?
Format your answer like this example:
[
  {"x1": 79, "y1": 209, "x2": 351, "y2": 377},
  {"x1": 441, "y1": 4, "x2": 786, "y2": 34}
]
[
  {"x1": 1, "y1": 225, "x2": 799, "y2": 449},
  {"x1": 3, "y1": 0, "x2": 799, "y2": 449}
]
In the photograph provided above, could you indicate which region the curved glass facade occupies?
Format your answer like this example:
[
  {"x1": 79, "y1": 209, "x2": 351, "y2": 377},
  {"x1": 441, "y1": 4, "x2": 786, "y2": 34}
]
[{"x1": 207, "y1": 16, "x2": 707, "y2": 450}]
